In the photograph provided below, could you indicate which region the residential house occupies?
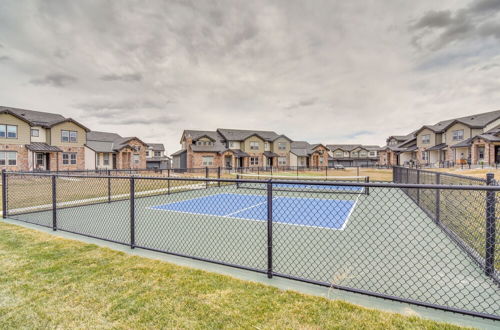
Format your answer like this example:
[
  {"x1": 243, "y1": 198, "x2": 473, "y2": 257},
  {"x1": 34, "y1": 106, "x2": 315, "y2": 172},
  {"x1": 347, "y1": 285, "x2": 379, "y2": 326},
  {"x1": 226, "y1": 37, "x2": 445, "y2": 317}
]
[
  {"x1": 146, "y1": 143, "x2": 171, "y2": 169},
  {"x1": 327, "y1": 144, "x2": 382, "y2": 167},
  {"x1": 379, "y1": 133, "x2": 417, "y2": 166},
  {"x1": 290, "y1": 141, "x2": 329, "y2": 167},
  {"x1": 172, "y1": 128, "x2": 293, "y2": 169},
  {"x1": 383, "y1": 110, "x2": 500, "y2": 166},
  {"x1": 0, "y1": 106, "x2": 89, "y2": 171},
  {"x1": 85, "y1": 131, "x2": 148, "y2": 170}
]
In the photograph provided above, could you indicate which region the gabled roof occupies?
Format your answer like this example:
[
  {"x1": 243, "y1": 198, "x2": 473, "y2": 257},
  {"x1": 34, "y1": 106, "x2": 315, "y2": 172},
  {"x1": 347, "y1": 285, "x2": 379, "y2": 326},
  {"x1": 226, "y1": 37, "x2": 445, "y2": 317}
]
[
  {"x1": 450, "y1": 138, "x2": 473, "y2": 148},
  {"x1": 181, "y1": 130, "x2": 223, "y2": 143},
  {"x1": 147, "y1": 143, "x2": 165, "y2": 151},
  {"x1": 86, "y1": 131, "x2": 147, "y2": 152},
  {"x1": 0, "y1": 106, "x2": 89, "y2": 131},
  {"x1": 415, "y1": 109, "x2": 500, "y2": 134},
  {"x1": 217, "y1": 128, "x2": 281, "y2": 141},
  {"x1": 326, "y1": 144, "x2": 362, "y2": 152},
  {"x1": 291, "y1": 141, "x2": 326, "y2": 156}
]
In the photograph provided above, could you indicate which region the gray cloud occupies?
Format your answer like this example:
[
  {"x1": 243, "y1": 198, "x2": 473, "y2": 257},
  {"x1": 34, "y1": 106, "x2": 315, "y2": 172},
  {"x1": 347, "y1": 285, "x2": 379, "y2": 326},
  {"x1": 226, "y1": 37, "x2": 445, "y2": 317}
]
[
  {"x1": 100, "y1": 72, "x2": 142, "y2": 82},
  {"x1": 0, "y1": 1, "x2": 499, "y2": 154},
  {"x1": 30, "y1": 73, "x2": 77, "y2": 87},
  {"x1": 0, "y1": 55, "x2": 10, "y2": 61},
  {"x1": 411, "y1": 0, "x2": 500, "y2": 50}
]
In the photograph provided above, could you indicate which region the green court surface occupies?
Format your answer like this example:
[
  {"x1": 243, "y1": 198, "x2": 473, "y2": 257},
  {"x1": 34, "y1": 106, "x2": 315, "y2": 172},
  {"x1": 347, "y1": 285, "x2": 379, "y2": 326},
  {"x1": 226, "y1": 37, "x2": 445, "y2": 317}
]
[{"x1": 8, "y1": 183, "x2": 500, "y2": 317}]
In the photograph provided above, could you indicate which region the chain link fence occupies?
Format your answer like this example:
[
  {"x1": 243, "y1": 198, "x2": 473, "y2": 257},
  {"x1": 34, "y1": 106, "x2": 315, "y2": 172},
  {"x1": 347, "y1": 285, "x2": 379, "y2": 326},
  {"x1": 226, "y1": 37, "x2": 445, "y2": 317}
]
[{"x1": 2, "y1": 170, "x2": 499, "y2": 320}]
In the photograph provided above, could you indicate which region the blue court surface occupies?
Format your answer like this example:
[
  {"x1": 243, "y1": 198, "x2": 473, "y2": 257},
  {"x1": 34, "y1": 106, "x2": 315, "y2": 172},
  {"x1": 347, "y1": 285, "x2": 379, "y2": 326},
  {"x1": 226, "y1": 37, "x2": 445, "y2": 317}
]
[{"x1": 150, "y1": 193, "x2": 356, "y2": 230}]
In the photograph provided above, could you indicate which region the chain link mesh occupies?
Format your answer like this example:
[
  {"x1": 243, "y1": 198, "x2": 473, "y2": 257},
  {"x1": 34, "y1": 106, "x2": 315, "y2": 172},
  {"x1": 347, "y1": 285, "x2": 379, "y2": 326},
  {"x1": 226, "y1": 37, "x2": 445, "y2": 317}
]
[{"x1": 3, "y1": 170, "x2": 499, "y2": 319}]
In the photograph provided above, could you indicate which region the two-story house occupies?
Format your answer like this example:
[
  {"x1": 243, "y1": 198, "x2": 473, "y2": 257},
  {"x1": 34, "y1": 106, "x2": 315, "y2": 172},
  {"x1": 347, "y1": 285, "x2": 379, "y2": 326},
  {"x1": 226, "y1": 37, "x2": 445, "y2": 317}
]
[
  {"x1": 171, "y1": 128, "x2": 293, "y2": 169},
  {"x1": 146, "y1": 143, "x2": 171, "y2": 169},
  {"x1": 84, "y1": 131, "x2": 148, "y2": 170},
  {"x1": 383, "y1": 110, "x2": 500, "y2": 166},
  {"x1": 0, "y1": 106, "x2": 89, "y2": 171},
  {"x1": 290, "y1": 141, "x2": 329, "y2": 167},
  {"x1": 327, "y1": 144, "x2": 382, "y2": 167}
]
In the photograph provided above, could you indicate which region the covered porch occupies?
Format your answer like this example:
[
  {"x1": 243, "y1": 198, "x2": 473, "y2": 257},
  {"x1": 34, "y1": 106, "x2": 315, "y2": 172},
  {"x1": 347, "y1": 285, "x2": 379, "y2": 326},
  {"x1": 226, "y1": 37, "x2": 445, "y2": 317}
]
[
  {"x1": 263, "y1": 151, "x2": 279, "y2": 168},
  {"x1": 26, "y1": 143, "x2": 62, "y2": 171},
  {"x1": 222, "y1": 150, "x2": 250, "y2": 168},
  {"x1": 427, "y1": 143, "x2": 448, "y2": 166}
]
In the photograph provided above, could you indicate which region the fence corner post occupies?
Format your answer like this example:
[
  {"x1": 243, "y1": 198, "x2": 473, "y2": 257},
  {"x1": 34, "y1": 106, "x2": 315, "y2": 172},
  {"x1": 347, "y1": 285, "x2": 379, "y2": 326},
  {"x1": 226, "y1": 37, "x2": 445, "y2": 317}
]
[
  {"x1": 130, "y1": 176, "x2": 135, "y2": 249},
  {"x1": 485, "y1": 173, "x2": 496, "y2": 277},
  {"x1": 52, "y1": 175, "x2": 57, "y2": 231},
  {"x1": 2, "y1": 169, "x2": 7, "y2": 218},
  {"x1": 267, "y1": 179, "x2": 273, "y2": 279}
]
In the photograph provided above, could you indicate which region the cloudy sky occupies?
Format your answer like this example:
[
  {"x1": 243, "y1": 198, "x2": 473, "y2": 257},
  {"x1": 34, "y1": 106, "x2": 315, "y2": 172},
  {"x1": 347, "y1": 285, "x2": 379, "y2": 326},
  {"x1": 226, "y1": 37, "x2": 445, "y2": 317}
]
[{"x1": 0, "y1": 0, "x2": 499, "y2": 153}]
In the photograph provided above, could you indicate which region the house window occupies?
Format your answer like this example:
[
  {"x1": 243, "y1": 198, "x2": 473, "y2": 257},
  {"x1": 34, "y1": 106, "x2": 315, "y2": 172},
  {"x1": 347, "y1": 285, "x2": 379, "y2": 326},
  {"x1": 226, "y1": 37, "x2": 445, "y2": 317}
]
[
  {"x1": 452, "y1": 130, "x2": 464, "y2": 141},
  {"x1": 359, "y1": 151, "x2": 368, "y2": 158},
  {"x1": 278, "y1": 142, "x2": 286, "y2": 150},
  {"x1": 250, "y1": 141, "x2": 259, "y2": 150},
  {"x1": 422, "y1": 152, "x2": 428, "y2": 161},
  {"x1": 0, "y1": 151, "x2": 17, "y2": 166},
  {"x1": 422, "y1": 134, "x2": 430, "y2": 144},
  {"x1": 319, "y1": 157, "x2": 324, "y2": 164},
  {"x1": 61, "y1": 130, "x2": 77, "y2": 143},
  {"x1": 334, "y1": 151, "x2": 343, "y2": 158},
  {"x1": 264, "y1": 142, "x2": 269, "y2": 150},
  {"x1": 202, "y1": 156, "x2": 214, "y2": 166},
  {"x1": 31, "y1": 129, "x2": 39, "y2": 137},
  {"x1": 229, "y1": 141, "x2": 235, "y2": 148},
  {"x1": 103, "y1": 153, "x2": 110, "y2": 166},
  {"x1": 369, "y1": 151, "x2": 376, "y2": 157},
  {"x1": 278, "y1": 157, "x2": 286, "y2": 165},
  {"x1": 351, "y1": 151, "x2": 358, "y2": 157},
  {"x1": 96, "y1": 153, "x2": 101, "y2": 165},
  {"x1": 133, "y1": 154, "x2": 140, "y2": 164},
  {"x1": 62, "y1": 153, "x2": 77, "y2": 165},
  {"x1": 250, "y1": 157, "x2": 259, "y2": 166},
  {"x1": 154, "y1": 151, "x2": 161, "y2": 157},
  {"x1": 478, "y1": 147, "x2": 485, "y2": 160},
  {"x1": 0, "y1": 125, "x2": 17, "y2": 139}
]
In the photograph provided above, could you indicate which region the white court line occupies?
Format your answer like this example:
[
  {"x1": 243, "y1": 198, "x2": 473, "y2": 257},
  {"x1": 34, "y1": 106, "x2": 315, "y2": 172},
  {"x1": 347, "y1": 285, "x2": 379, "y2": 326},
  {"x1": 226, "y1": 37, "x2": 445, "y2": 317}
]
[
  {"x1": 339, "y1": 193, "x2": 360, "y2": 230},
  {"x1": 148, "y1": 193, "x2": 356, "y2": 231}
]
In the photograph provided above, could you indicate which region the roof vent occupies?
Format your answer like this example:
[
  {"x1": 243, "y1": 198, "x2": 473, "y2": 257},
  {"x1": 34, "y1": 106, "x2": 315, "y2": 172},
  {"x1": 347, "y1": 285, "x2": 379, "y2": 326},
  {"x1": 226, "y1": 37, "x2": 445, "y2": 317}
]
[{"x1": 471, "y1": 117, "x2": 475, "y2": 120}]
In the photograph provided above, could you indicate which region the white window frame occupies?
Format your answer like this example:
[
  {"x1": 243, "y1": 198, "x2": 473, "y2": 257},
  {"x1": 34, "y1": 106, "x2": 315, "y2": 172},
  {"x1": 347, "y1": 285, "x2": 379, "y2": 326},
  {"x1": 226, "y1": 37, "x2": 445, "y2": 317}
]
[
  {"x1": 278, "y1": 142, "x2": 286, "y2": 150},
  {"x1": 250, "y1": 141, "x2": 259, "y2": 150},
  {"x1": 0, "y1": 151, "x2": 17, "y2": 166},
  {"x1": 133, "y1": 153, "x2": 140, "y2": 164},
  {"x1": 154, "y1": 151, "x2": 161, "y2": 157},
  {"x1": 334, "y1": 151, "x2": 343, "y2": 158},
  {"x1": 103, "y1": 153, "x2": 110, "y2": 166},
  {"x1": 62, "y1": 152, "x2": 77, "y2": 165},
  {"x1": 61, "y1": 130, "x2": 78, "y2": 143},
  {"x1": 31, "y1": 128, "x2": 40, "y2": 137},
  {"x1": 278, "y1": 157, "x2": 286, "y2": 166},
  {"x1": 452, "y1": 129, "x2": 464, "y2": 141},
  {"x1": 250, "y1": 157, "x2": 259, "y2": 166},
  {"x1": 422, "y1": 134, "x2": 430, "y2": 144},
  {"x1": 202, "y1": 156, "x2": 214, "y2": 166},
  {"x1": 0, "y1": 125, "x2": 17, "y2": 139},
  {"x1": 359, "y1": 151, "x2": 368, "y2": 158},
  {"x1": 369, "y1": 151, "x2": 376, "y2": 157}
]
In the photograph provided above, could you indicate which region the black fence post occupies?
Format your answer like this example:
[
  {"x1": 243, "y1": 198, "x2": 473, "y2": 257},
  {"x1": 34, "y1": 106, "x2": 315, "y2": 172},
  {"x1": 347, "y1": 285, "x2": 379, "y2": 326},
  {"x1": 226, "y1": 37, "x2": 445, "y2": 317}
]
[
  {"x1": 416, "y1": 169, "x2": 420, "y2": 204},
  {"x1": 130, "y1": 177, "x2": 135, "y2": 249},
  {"x1": 267, "y1": 180, "x2": 273, "y2": 279},
  {"x1": 218, "y1": 166, "x2": 221, "y2": 187},
  {"x1": 107, "y1": 170, "x2": 111, "y2": 203},
  {"x1": 364, "y1": 176, "x2": 370, "y2": 195},
  {"x1": 2, "y1": 169, "x2": 7, "y2": 218},
  {"x1": 236, "y1": 174, "x2": 240, "y2": 189},
  {"x1": 52, "y1": 175, "x2": 57, "y2": 231},
  {"x1": 435, "y1": 173, "x2": 441, "y2": 223},
  {"x1": 205, "y1": 166, "x2": 209, "y2": 189},
  {"x1": 485, "y1": 173, "x2": 496, "y2": 277}
]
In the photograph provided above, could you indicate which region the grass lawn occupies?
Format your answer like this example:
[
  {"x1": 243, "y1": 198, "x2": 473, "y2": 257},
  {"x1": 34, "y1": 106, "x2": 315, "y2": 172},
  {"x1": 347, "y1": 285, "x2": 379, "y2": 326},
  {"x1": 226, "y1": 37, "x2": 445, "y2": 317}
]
[{"x1": 0, "y1": 222, "x2": 465, "y2": 329}]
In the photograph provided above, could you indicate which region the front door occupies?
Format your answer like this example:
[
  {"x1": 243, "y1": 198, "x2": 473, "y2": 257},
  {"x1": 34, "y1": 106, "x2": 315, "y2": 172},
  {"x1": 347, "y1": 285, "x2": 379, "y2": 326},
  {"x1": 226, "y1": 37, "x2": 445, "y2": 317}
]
[
  {"x1": 35, "y1": 153, "x2": 46, "y2": 171},
  {"x1": 495, "y1": 146, "x2": 500, "y2": 164},
  {"x1": 225, "y1": 156, "x2": 232, "y2": 168}
]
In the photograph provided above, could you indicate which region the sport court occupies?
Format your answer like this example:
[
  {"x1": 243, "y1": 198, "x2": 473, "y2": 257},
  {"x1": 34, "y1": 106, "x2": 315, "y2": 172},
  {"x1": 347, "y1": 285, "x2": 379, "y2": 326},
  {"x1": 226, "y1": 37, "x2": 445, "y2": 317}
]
[{"x1": 8, "y1": 179, "x2": 500, "y2": 317}]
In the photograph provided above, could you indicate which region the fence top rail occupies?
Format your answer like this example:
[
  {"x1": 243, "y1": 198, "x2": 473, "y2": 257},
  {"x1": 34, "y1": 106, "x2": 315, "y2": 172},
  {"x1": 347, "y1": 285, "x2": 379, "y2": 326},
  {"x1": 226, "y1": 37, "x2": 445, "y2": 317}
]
[
  {"x1": 394, "y1": 166, "x2": 488, "y2": 183},
  {"x1": 5, "y1": 171, "x2": 500, "y2": 191}
]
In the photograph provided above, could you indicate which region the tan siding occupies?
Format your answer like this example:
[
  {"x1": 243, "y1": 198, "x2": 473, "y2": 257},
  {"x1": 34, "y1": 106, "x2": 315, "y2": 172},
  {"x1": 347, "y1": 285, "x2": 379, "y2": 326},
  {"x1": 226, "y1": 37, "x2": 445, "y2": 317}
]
[
  {"x1": 271, "y1": 137, "x2": 290, "y2": 153},
  {"x1": 416, "y1": 128, "x2": 436, "y2": 148},
  {"x1": 50, "y1": 122, "x2": 87, "y2": 147},
  {"x1": 0, "y1": 113, "x2": 31, "y2": 145},
  {"x1": 242, "y1": 136, "x2": 265, "y2": 152},
  {"x1": 444, "y1": 123, "x2": 473, "y2": 145}
]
